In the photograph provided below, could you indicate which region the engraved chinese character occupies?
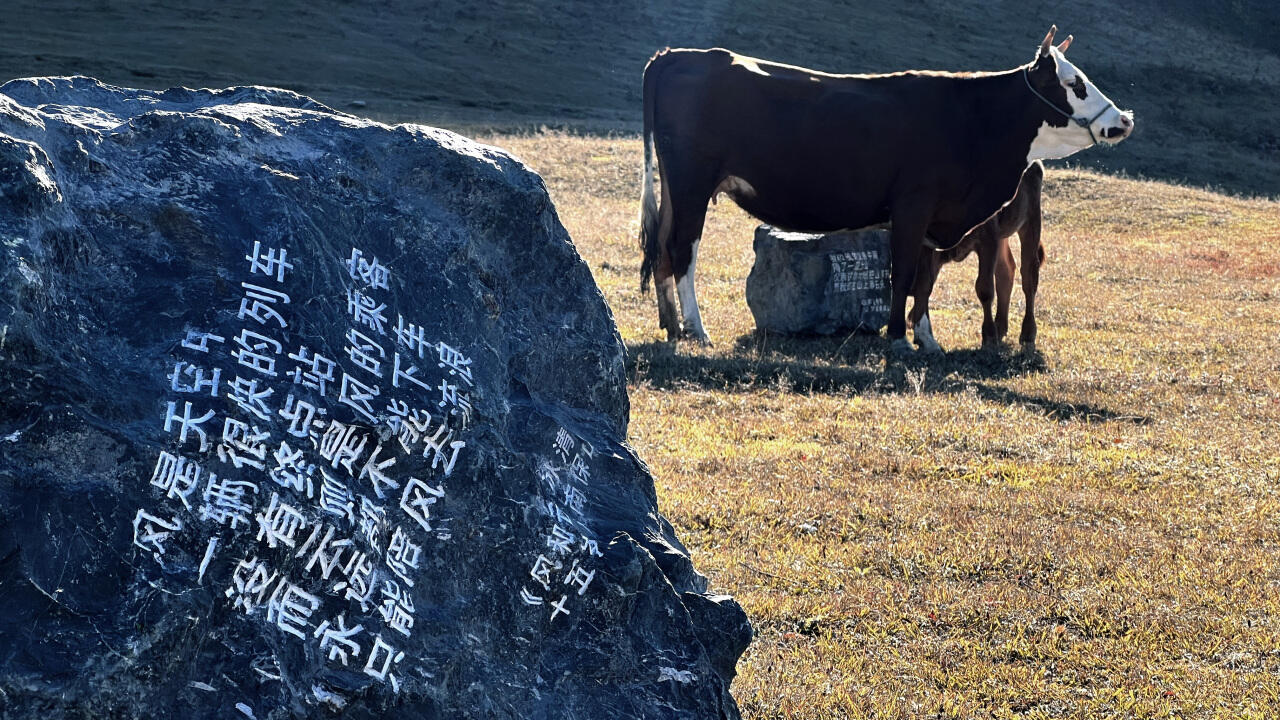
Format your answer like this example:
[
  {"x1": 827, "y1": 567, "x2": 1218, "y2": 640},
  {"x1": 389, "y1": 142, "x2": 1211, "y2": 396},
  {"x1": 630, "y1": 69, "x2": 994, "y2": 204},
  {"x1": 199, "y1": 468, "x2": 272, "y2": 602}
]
[
  {"x1": 437, "y1": 380, "x2": 471, "y2": 427},
  {"x1": 225, "y1": 375, "x2": 275, "y2": 421},
  {"x1": 535, "y1": 459, "x2": 560, "y2": 486},
  {"x1": 246, "y1": 240, "x2": 294, "y2": 283},
  {"x1": 296, "y1": 524, "x2": 352, "y2": 580},
  {"x1": 529, "y1": 554, "x2": 560, "y2": 591},
  {"x1": 422, "y1": 422, "x2": 464, "y2": 477},
  {"x1": 347, "y1": 289, "x2": 387, "y2": 335},
  {"x1": 519, "y1": 587, "x2": 543, "y2": 606},
  {"x1": 400, "y1": 477, "x2": 444, "y2": 533},
  {"x1": 338, "y1": 373, "x2": 381, "y2": 424},
  {"x1": 563, "y1": 560, "x2": 595, "y2": 596},
  {"x1": 318, "y1": 420, "x2": 368, "y2": 475},
  {"x1": 255, "y1": 492, "x2": 307, "y2": 549},
  {"x1": 238, "y1": 282, "x2": 290, "y2": 328},
  {"x1": 181, "y1": 329, "x2": 225, "y2": 353},
  {"x1": 566, "y1": 454, "x2": 590, "y2": 484},
  {"x1": 334, "y1": 550, "x2": 376, "y2": 611},
  {"x1": 386, "y1": 403, "x2": 431, "y2": 454},
  {"x1": 346, "y1": 247, "x2": 389, "y2": 290},
  {"x1": 362, "y1": 635, "x2": 405, "y2": 691},
  {"x1": 377, "y1": 579, "x2": 415, "y2": 637},
  {"x1": 436, "y1": 342, "x2": 473, "y2": 386},
  {"x1": 199, "y1": 474, "x2": 258, "y2": 529},
  {"x1": 269, "y1": 440, "x2": 315, "y2": 498},
  {"x1": 218, "y1": 417, "x2": 270, "y2": 470},
  {"x1": 225, "y1": 556, "x2": 278, "y2": 613},
  {"x1": 392, "y1": 315, "x2": 430, "y2": 358},
  {"x1": 345, "y1": 327, "x2": 386, "y2": 378},
  {"x1": 358, "y1": 497, "x2": 386, "y2": 549},
  {"x1": 287, "y1": 345, "x2": 337, "y2": 396},
  {"x1": 391, "y1": 353, "x2": 430, "y2": 392},
  {"x1": 385, "y1": 527, "x2": 421, "y2": 586},
  {"x1": 562, "y1": 485, "x2": 587, "y2": 516},
  {"x1": 265, "y1": 580, "x2": 319, "y2": 639},
  {"x1": 548, "y1": 594, "x2": 571, "y2": 622},
  {"x1": 314, "y1": 614, "x2": 363, "y2": 666},
  {"x1": 132, "y1": 509, "x2": 182, "y2": 556},
  {"x1": 358, "y1": 443, "x2": 398, "y2": 499},
  {"x1": 169, "y1": 361, "x2": 221, "y2": 396},
  {"x1": 279, "y1": 393, "x2": 325, "y2": 438},
  {"x1": 581, "y1": 536, "x2": 604, "y2": 558},
  {"x1": 551, "y1": 428, "x2": 575, "y2": 463},
  {"x1": 231, "y1": 328, "x2": 282, "y2": 377},
  {"x1": 149, "y1": 451, "x2": 202, "y2": 509},
  {"x1": 545, "y1": 524, "x2": 575, "y2": 555},
  {"x1": 318, "y1": 470, "x2": 356, "y2": 523},
  {"x1": 163, "y1": 401, "x2": 216, "y2": 452}
]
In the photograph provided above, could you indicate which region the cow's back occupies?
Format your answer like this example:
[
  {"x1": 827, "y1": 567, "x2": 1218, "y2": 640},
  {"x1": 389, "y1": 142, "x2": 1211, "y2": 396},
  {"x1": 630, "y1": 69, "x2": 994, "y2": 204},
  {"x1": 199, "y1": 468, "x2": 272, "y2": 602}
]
[{"x1": 646, "y1": 49, "x2": 973, "y2": 233}]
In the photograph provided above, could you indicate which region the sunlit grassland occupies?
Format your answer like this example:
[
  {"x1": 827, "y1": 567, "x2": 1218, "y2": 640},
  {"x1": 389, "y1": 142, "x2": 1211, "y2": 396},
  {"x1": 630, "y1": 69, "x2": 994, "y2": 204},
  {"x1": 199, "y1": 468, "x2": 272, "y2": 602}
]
[{"x1": 478, "y1": 130, "x2": 1280, "y2": 719}]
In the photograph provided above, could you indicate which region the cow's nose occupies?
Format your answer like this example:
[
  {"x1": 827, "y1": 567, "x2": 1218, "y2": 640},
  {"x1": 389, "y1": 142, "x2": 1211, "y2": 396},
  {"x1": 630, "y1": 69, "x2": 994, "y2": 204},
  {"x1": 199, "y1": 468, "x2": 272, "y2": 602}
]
[{"x1": 1119, "y1": 114, "x2": 1133, "y2": 128}]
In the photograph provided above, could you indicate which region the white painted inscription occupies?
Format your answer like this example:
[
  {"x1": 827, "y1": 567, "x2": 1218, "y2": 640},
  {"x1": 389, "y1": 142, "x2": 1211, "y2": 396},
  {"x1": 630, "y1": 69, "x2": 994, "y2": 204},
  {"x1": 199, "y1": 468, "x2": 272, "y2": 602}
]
[
  {"x1": 134, "y1": 241, "x2": 478, "y2": 700},
  {"x1": 829, "y1": 249, "x2": 890, "y2": 311}
]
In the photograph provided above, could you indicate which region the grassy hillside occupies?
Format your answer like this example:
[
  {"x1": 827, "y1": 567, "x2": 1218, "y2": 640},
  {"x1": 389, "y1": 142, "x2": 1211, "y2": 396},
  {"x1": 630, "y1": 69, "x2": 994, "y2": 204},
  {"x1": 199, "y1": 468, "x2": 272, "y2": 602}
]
[
  {"x1": 479, "y1": 129, "x2": 1280, "y2": 718},
  {"x1": 4, "y1": 4, "x2": 1279, "y2": 717},
  {"x1": 1, "y1": 0, "x2": 1277, "y2": 196}
]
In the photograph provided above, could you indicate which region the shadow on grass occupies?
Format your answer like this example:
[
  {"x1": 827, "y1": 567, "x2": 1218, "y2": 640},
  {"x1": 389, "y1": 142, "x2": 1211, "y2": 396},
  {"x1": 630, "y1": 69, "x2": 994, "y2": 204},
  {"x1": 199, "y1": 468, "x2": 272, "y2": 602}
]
[{"x1": 626, "y1": 331, "x2": 1151, "y2": 425}]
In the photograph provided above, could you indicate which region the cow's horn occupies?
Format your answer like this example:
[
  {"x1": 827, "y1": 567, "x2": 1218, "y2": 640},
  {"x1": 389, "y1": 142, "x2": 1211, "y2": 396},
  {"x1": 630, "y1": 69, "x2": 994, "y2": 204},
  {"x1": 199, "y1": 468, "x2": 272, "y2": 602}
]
[{"x1": 1057, "y1": 34, "x2": 1073, "y2": 53}]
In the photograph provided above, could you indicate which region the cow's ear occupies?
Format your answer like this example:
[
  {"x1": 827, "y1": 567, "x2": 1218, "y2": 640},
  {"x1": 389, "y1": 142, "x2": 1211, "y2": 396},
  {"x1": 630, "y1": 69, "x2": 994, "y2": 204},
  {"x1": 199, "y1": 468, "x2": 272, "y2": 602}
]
[
  {"x1": 1037, "y1": 25, "x2": 1057, "y2": 59},
  {"x1": 1056, "y1": 35, "x2": 1073, "y2": 54}
]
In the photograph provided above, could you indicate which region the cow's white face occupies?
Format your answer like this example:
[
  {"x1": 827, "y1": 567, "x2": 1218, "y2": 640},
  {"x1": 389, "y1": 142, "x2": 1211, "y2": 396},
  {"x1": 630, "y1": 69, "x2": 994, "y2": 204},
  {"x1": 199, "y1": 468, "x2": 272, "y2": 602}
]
[{"x1": 1028, "y1": 46, "x2": 1134, "y2": 162}]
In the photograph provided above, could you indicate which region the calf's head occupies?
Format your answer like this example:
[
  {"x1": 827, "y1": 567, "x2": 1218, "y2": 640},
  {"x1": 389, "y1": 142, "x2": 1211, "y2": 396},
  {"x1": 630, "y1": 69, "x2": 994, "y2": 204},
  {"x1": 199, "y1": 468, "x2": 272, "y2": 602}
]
[{"x1": 1024, "y1": 26, "x2": 1134, "y2": 161}]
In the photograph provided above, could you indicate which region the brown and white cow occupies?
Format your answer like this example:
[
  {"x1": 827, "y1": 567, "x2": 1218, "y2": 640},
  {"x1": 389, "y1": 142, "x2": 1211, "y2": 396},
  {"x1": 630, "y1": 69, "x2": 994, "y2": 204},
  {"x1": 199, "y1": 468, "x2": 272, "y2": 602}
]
[
  {"x1": 638, "y1": 27, "x2": 1132, "y2": 355},
  {"x1": 911, "y1": 160, "x2": 1045, "y2": 353}
]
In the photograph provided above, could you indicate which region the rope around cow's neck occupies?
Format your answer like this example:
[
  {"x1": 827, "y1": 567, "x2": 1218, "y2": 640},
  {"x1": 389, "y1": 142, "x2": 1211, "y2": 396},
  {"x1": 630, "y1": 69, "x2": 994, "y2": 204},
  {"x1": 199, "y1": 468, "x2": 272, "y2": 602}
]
[{"x1": 1022, "y1": 68, "x2": 1109, "y2": 146}]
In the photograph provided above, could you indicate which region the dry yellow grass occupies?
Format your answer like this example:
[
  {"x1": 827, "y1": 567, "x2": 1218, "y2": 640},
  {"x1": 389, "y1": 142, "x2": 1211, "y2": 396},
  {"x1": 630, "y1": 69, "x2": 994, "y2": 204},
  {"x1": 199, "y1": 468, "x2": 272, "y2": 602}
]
[{"x1": 477, "y1": 130, "x2": 1280, "y2": 719}]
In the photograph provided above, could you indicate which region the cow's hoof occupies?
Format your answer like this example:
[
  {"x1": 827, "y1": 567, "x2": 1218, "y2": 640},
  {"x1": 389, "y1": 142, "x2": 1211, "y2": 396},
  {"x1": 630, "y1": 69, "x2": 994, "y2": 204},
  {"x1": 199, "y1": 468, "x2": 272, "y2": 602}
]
[
  {"x1": 916, "y1": 340, "x2": 945, "y2": 356},
  {"x1": 682, "y1": 329, "x2": 713, "y2": 346},
  {"x1": 888, "y1": 338, "x2": 916, "y2": 357},
  {"x1": 1020, "y1": 340, "x2": 1038, "y2": 354}
]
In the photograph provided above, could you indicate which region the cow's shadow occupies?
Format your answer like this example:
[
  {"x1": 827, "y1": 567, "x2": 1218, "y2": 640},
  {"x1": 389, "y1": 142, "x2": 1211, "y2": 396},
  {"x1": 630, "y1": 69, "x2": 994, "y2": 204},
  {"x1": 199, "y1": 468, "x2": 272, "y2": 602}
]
[{"x1": 625, "y1": 331, "x2": 1150, "y2": 425}]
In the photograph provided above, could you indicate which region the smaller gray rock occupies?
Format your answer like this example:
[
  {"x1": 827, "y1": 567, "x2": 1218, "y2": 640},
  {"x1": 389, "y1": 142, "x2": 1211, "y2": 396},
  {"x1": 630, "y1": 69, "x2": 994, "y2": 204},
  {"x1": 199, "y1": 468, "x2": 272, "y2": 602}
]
[{"x1": 745, "y1": 225, "x2": 890, "y2": 335}]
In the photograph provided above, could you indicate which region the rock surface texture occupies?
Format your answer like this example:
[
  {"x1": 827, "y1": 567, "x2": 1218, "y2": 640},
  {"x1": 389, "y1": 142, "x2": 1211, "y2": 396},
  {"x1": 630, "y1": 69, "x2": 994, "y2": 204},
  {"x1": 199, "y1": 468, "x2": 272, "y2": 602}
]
[
  {"x1": 745, "y1": 225, "x2": 891, "y2": 335},
  {"x1": 0, "y1": 77, "x2": 749, "y2": 719}
]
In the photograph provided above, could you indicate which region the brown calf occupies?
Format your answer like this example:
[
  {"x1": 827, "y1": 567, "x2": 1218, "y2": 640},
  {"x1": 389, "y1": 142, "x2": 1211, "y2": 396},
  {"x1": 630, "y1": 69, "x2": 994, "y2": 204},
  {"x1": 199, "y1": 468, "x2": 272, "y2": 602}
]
[{"x1": 909, "y1": 161, "x2": 1045, "y2": 352}]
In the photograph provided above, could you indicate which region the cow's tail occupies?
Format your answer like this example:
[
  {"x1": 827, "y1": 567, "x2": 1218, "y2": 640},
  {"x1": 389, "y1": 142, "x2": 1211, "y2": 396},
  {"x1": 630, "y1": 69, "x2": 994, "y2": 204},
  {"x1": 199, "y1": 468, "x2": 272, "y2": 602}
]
[{"x1": 638, "y1": 51, "x2": 664, "y2": 294}]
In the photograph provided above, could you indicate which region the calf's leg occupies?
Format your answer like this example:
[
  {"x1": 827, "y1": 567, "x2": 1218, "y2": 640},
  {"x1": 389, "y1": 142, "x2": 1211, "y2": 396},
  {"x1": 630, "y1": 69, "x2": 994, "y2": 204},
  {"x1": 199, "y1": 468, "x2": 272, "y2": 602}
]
[
  {"x1": 1018, "y1": 215, "x2": 1043, "y2": 350},
  {"x1": 994, "y1": 235, "x2": 1016, "y2": 344}
]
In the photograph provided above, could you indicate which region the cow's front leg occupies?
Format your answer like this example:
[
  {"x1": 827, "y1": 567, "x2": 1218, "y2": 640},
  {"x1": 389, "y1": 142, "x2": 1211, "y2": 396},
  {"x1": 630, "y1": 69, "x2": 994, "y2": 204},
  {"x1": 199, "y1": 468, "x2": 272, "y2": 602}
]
[
  {"x1": 909, "y1": 249, "x2": 943, "y2": 355},
  {"x1": 887, "y1": 211, "x2": 930, "y2": 357}
]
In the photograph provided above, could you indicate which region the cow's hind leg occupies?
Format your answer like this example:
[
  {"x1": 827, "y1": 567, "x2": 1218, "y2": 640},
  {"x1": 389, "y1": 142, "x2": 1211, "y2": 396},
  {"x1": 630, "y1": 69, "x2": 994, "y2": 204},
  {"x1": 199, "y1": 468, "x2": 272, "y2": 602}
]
[
  {"x1": 667, "y1": 180, "x2": 715, "y2": 344},
  {"x1": 910, "y1": 250, "x2": 944, "y2": 354},
  {"x1": 651, "y1": 175, "x2": 682, "y2": 341}
]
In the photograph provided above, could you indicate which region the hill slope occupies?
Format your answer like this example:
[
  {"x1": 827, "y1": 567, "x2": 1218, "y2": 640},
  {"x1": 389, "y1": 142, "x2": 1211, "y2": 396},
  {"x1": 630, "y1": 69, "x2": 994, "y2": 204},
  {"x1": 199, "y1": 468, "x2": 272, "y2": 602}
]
[{"x1": 0, "y1": 0, "x2": 1276, "y2": 195}]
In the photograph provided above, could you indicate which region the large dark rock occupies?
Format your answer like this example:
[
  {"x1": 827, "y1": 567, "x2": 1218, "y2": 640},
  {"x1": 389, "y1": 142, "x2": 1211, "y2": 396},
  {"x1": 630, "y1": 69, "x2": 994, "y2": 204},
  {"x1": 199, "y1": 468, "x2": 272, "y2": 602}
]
[
  {"x1": 745, "y1": 225, "x2": 891, "y2": 335},
  {"x1": 0, "y1": 76, "x2": 749, "y2": 719}
]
